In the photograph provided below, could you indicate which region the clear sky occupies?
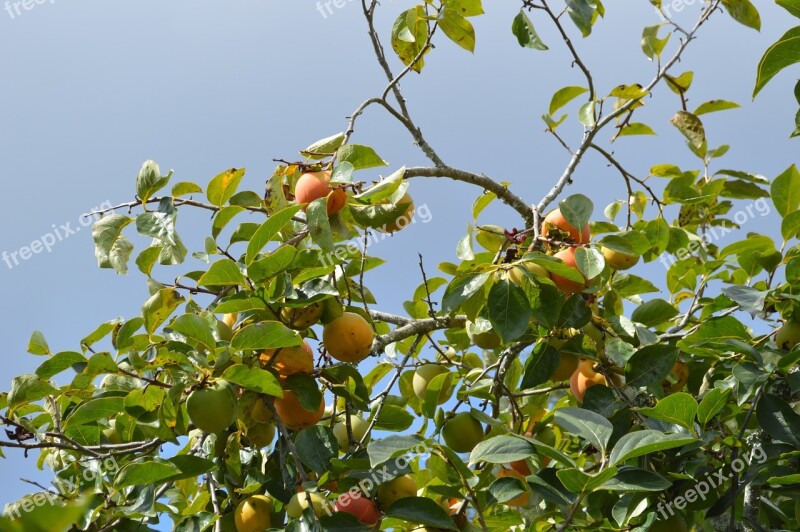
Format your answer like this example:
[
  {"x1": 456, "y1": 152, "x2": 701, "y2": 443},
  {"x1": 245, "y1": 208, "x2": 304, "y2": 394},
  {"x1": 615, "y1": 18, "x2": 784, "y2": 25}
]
[{"x1": 0, "y1": 0, "x2": 796, "y2": 521}]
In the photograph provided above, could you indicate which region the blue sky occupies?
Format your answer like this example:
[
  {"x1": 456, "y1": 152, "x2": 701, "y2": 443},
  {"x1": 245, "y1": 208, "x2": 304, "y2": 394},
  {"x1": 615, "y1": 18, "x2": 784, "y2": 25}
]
[{"x1": 0, "y1": 0, "x2": 797, "y2": 524}]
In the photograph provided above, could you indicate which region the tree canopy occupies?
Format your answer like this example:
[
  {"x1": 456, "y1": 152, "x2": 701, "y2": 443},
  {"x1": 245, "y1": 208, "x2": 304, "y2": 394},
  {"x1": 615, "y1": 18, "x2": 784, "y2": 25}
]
[{"x1": 2, "y1": 1, "x2": 800, "y2": 531}]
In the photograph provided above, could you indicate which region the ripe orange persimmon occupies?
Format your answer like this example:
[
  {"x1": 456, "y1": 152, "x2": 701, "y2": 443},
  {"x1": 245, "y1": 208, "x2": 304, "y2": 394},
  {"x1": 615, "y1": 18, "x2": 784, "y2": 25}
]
[
  {"x1": 569, "y1": 360, "x2": 608, "y2": 403},
  {"x1": 497, "y1": 468, "x2": 531, "y2": 507},
  {"x1": 542, "y1": 208, "x2": 590, "y2": 244},
  {"x1": 295, "y1": 171, "x2": 347, "y2": 214},
  {"x1": 274, "y1": 390, "x2": 325, "y2": 430},
  {"x1": 550, "y1": 248, "x2": 588, "y2": 295},
  {"x1": 323, "y1": 312, "x2": 375, "y2": 363},
  {"x1": 334, "y1": 492, "x2": 381, "y2": 526},
  {"x1": 260, "y1": 341, "x2": 314, "y2": 379}
]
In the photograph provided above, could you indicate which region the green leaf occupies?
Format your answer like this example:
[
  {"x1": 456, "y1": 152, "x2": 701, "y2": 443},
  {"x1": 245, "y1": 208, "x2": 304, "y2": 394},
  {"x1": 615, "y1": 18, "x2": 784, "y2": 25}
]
[
  {"x1": 781, "y1": 210, "x2": 800, "y2": 241},
  {"x1": 391, "y1": 7, "x2": 429, "y2": 73},
  {"x1": 617, "y1": 123, "x2": 656, "y2": 137},
  {"x1": 336, "y1": 145, "x2": 388, "y2": 170},
  {"x1": 468, "y1": 435, "x2": 536, "y2": 465},
  {"x1": 64, "y1": 397, "x2": 125, "y2": 429},
  {"x1": 36, "y1": 351, "x2": 85, "y2": 379},
  {"x1": 222, "y1": 365, "x2": 282, "y2": 397},
  {"x1": 230, "y1": 321, "x2": 302, "y2": 351},
  {"x1": 578, "y1": 100, "x2": 597, "y2": 126},
  {"x1": 245, "y1": 204, "x2": 303, "y2": 265},
  {"x1": 756, "y1": 394, "x2": 800, "y2": 447},
  {"x1": 212, "y1": 205, "x2": 245, "y2": 239},
  {"x1": 207, "y1": 168, "x2": 246, "y2": 207},
  {"x1": 8, "y1": 374, "x2": 57, "y2": 411},
  {"x1": 374, "y1": 404, "x2": 414, "y2": 432},
  {"x1": 777, "y1": 0, "x2": 800, "y2": 18},
  {"x1": 170, "y1": 314, "x2": 216, "y2": 350},
  {"x1": 639, "y1": 393, "x2": 697, "y2": 431},
  {"x1": 487, "y1": 279, "x2": 532, "y2": 343},
  {"x1": 771, "y1": 164, "x2": 800, "y2": 217},
  {"x1": 385, "y1": 497, "x2": 457, "y2": 530},
  {"x1": 198, "y1": 258, "x2": 247, "y2": 288},
  {"x1": 610, "y1": 430, "x2": 696, "y2": 465},
  {"x1": 642, "y1": 24, "x2": 670, "y2": 60},
  {"x1": 670, "y1": 111, "x2": 705, "y2": 149},
  {"x1": 489, "y1": 476, "x2": 528, "y2": 504},
  {"x1": 442, "y1": 272, "x2": 491, "y2": 314},
  {"x1": 557, "y1": 467, "x2": 617, "y2": 494},
  {"x1": 171, "y1": 181, "x2": 202, "y2": 197},
  {"x1": 566, "y1": 0, "x2": 600, "y2": 37},
  {"x1": 295, "y1": 426, "x2": 338, "y2": 473},
  {"x1": 521, "y1": 342, "x2": 560, "y2": 389},
  {"x1": 136, "y1": 198, "x2": 187, "y2": 266},
  {"x1": 512, "y1": 10, "x2": 548, "y2": 50},
  {"x1": 248, "y1": 246, "x2": 297, "y2": 282},
  {"x1": 754, "y1": 27, "x2": 800, "y2": 97},
  {"x1": 27, "y1": 330, "x2": 50, "y2": 355},
  {"x1": 631, "y1": 299, "x2": 678, "y2": 326},
  {"x1": 694, "y1": 99, "x2": 741, "y2": 116},
  {"x1": 560, "y1": 194, "x2": 593, "y2": 230},
  {"x1": 367, "y1": 435, "x2": 425, "y2": 468},
  {"x1": 697, "y1": 388, "x2": 731, "y2": 426},
  {"x1": 549, "y1": 86, "x2": 588, "y2": 115},
  {"x1": 625, "y1": 345, "x2": 678, "y2": 390},
  {"x1": 440, "y1": 8, "x2": 476, "y2": 52},
  {"x1": 721, "y1": 0, "x2": 761, "y2": 31},
  {"x1": 301, "y1": 132, "x2": 345, "y2": 160},
  {"x1": 135, "y1": 246, "x2": 162, "y2": 277},
  {"x1": 142, "y1": 288, "x2": 184, "y2": 336},
  {"x1": 356, "y1": 167, "x2": 405, "y2": 203},
  {"x1": 554, "y1": 407, "x2": 613, "y2": 459},
  {"x1": 306, "y1": 198, "x2": 335, "y2": 254},
  {"x1": 602, "y1": 467, "x2": 672, "y2": 492},
  {"x1": 93, "y1": 214, "x2": 134, "y2": 274},
  {"x1": 136, "y1": 160, "x2": 171, "y2": 204},
  {"x1": 574, "y1": 247, "x2": 604, "y2": 280},
  {"x1": 115, "y1": 460, "x2": 181, "y2": 488}
]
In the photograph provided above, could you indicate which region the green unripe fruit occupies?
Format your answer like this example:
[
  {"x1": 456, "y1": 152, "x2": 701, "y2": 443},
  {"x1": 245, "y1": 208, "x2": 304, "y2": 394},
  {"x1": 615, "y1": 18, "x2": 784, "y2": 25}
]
[{"x1": 187, "y1": 380, "x2": 238, "y2": 434}]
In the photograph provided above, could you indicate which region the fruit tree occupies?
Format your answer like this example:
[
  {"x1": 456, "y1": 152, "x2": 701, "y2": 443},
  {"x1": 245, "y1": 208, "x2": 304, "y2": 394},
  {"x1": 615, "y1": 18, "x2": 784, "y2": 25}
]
[{"x1": 2, "y1": 1, "x2": 800, "y2": 531}]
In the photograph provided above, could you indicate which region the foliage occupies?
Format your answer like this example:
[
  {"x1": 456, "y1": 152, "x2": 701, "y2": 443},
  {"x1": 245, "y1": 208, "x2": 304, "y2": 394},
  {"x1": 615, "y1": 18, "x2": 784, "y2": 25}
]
[{"x1": 2, "y1": 1, "x2": 800, "y2": 531}]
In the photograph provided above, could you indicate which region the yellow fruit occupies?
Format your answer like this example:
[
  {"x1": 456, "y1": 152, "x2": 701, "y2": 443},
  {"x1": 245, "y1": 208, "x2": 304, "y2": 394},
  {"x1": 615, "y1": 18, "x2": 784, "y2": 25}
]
[
  {"x1": 466, "y1": 321, "x2": 502, "y2": 350},
  {"x1": 381, "y1": 192, "x2": 415, "y2": 233},
  {"x1": 662, "y1": 361, "x2": 689, "y2": 394},
  {"x1": 442, "y1": 412, "x2": 484, "y2": 453},
  {"x1": 508, "y1": 261, "x2": 549, "y2": 285},
  {"x1": 281, "y1": 302, "x2": 324, "y2": 330},
  {"x1": 187, "y1": 381, "x2": 238, "y2": 434},
  {"x1": 274, "y1": 390, "x2": 325, "y2": 430},
  {"x1": 250, "y1": 397, "x2": 274, "y2": 424},
  {"x1": 412, "y1": 364, "x2": 451, "y2": 404},
  {"x1": 569, "y1": 360, "x2": 608, "y2": 403},
  {"x1": 260, "y1": 341, "x2": 314, "y2": 379},
  {"x1": 323, "y1": 312, "x2": 375, "y2": 363},
  {"x1": 102, "y1": 419, "x2": 122, "y2": 444},
  {"x1": 601, "y1": 246, "x2": 639, "y2": 270},
  {"x1": 222, "y1": 313, "x2": 238, "y2": 329},
  {"x1": 776, "y1": 320, "x2": 800, "y2": 350},
  {"x1": 377, "y1": 474, "x2": 418, "y2": 510},
  {"x1": 234, "y1": 495, "x2": 273, "y2": 532},
  {"x1": 245, "y1": 422, "x2": 276, "y2": 448},
  {"x1": 286, "y1": 491, "x2": 329, "y2": 519},
  {"x1": 550, "y1": 352, "x2": 580, "y2": 381},
  {"x1": 332, "y1": 414, "x2": 369, "y2": 451}
]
